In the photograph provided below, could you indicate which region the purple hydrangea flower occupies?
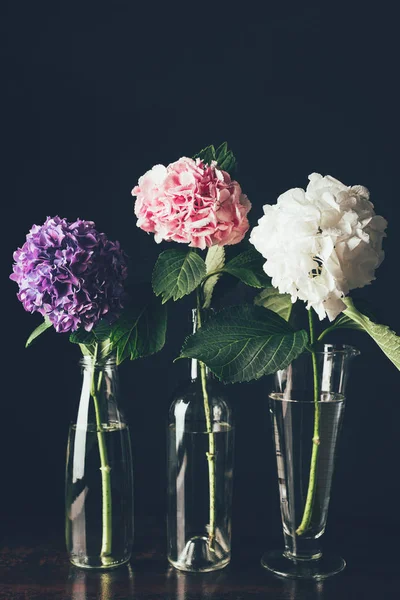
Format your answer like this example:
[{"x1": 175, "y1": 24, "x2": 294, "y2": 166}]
[{"x1": 10, "y1": 216, "x2": 128, "y2": 333}]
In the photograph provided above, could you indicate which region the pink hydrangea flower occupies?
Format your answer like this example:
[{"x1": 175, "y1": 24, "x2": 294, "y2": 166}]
[{"x1": 132, "y1": 157, "x2": 251, "y2": 249}]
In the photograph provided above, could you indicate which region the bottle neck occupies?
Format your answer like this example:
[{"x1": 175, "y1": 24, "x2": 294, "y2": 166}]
[
  {"x1": 190, "y1": 357, "x2": 211, "y2": 381},
  {"x1": 189, "y1": 308, "x2": 212, "y2": 382},
  {"x1": 78, "y1": 355, "x2": 122, "y2": 426}
]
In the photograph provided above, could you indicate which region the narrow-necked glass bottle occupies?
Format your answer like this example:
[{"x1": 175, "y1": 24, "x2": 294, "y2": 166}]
[
  {"x1": 65, "y1": 354, "x2": 134, "y2": 569},
  {"x1": 167, "y1": 309, "x2": 234, "y2": 572}
]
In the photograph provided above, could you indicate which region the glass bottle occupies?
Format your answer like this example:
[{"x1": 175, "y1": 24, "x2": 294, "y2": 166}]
[
  {"x1": 167, "y1": 309, "x2": 234, "y2": 572},
  {"x1": 65, "y1": 355, "x2": 134, "y2": 569},
  {"x1": 262, "y1": 344, "x2": 360, "y2": 580}
]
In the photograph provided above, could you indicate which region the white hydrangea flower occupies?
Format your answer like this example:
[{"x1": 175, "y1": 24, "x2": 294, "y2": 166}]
[{"x1": 250, "y1": 173, "x2": 387, "y2": 321}]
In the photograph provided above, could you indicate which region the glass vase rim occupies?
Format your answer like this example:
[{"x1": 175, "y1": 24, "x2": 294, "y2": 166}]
[
  {"x1": 313, "y1": 343, "x2": 360, "y2": 357},
  {"x1": 269, "y1": 391, "x2": 345, "y2": 404},
  {"x1": 79, "y1": 354, "x2": 117, "y2": 368}
]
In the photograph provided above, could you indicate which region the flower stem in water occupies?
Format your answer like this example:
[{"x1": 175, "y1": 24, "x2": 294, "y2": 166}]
[
  {"x1": 90, "y1": 347, "x2": 113, "y2": 564},
  {"x1": 196, "y1": 293, "x2": 216, "y2": 551},
  {"x1": 296, "y1": 308, "x2": 321, "y2": 536}
]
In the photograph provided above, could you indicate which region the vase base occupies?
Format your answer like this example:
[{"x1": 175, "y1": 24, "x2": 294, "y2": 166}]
[
  {"x1": 261, "y1": 550, "x2": 346, "y2": 580},
  {"x1": 169, "y1": 536, "x2": 230, "y2": 573},
  {"x1": 69, "y1": 555, "x2": 131, "y2": 570}
]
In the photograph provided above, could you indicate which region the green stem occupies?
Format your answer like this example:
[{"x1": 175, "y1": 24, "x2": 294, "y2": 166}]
[
  {"x1": 201, "y1": 268, "x2": 223, "y2": 287},
  {"x1": 317, "y1": 325, "x2": 336, "y2": 342},
  {"x1": 296, "y1": 309, "x2": 321, "y2": 536},
  {"x1": 90, "y1": 344, "x2": 113, "y2": 564},
  {"x1": 196, "y1": 289, "x2": 216, "y2": 550}
]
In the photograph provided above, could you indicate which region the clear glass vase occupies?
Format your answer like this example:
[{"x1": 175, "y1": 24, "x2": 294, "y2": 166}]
[
  {"x1": 65, "y1": 355, "x2": 134, "y2": 569},
  {"x1": 262, "y1": 344, "x2": 360, "y2": 580},
  {"x1": 167, "y1": 310, "x2": 234, "y2": 572}
]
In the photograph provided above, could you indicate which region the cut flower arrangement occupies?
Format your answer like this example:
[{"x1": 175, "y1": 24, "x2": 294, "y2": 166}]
[
  {"x1": 180, "y1": 172, "x2": 400, "y2": 566},
  {"x1": 10, "y1": 142, "x2": 400, "y2": 575},
  {"x1": 132, "y1": 143, "x2": 283, "y2": 570},
  {"x1": 10, "y1": 216, "x2": 167, "y2": 567}
]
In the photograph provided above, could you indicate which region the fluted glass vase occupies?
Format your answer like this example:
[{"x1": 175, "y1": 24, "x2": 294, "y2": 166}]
[
  {"x1": 167, "y1": 310, "x2": 234, "y2": 572},
  {"x1": 262, "y1": 344, "x2": 359, "y2": 580},
  {"x1": 65, "y1": 355, "x2": 134, "y2": 569}
]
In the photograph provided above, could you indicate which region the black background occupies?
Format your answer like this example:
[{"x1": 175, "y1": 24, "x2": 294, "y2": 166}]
[{"x1": 1, "y1": 1, "x2": 399, "y2": 551}]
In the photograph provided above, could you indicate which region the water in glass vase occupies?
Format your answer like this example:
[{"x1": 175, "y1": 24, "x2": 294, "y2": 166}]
[
  {"x1": 263, "y1": 392, "x2": 346, "y2": 579},
  {"x1": 271, "y1": 394, "x2": 345, "y2": 554},
  {"x1": 167, "y1": 422, "x2": 234, "y2": 572},
  {"x1": 66, "y1": 421, "x2": 133, "y2": 569}
]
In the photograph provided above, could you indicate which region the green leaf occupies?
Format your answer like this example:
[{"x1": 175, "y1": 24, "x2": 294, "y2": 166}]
[
  {"x1": 78, "y1": 343, "x2": 95, "y2": 357},
  {"x1": 152, "y1": 249, "x2": 207, "y2": 303},
  {"x1": 193, "y1": 142, "x2": 237, "y2": 175},
  {"x1": 93, "y1": 320, "x2": 113, "y2": 341},
  {"x1": 69, "y1": 324, "x2": 114, "y2": 360},
  {"x1": 318, "y1": 300, "x2": 378, "y2": 341},
  {"x1": 25, "y1": 316, "x2": 53, "y2": 348},
  {"x1": 193, "y1": 145, "x2": 216, "y2": 166},
  {"x1": 343, "y1": 298, "x2": 400, "y2": 370},
  {"x1": 69, "y1": 328, "x2": 97, "y2": 356},
  {"x1": 328, "y1": 313, "x2": 365, "y2": 332},
  {"x1": 254, "y1": 287, "x2": 293, "y2": 322},
  {"x1": 205, "y1": 245, "x2": 225, "y2": 275},
  {"x1": 179, "y1": 304, "x2": 309, "y2": 383},
  {"x1": 202, "y1": 246, "x2": 225, "y2": 309},
  {"x1": 215, "y1": 141, "x2": 228, "y2": 156},
  {"x1": 91, "y1": 320, "x2": 114, "y2": 358},
  {"x1": 215, "y1": 142, "x2": 237, "y2": 174},
  {"x1": 110, "y1": 297, "x2": 167, "y2": 365},
  {"x1": 222, "y1": 248, "x2": 271, "y2": 288}
]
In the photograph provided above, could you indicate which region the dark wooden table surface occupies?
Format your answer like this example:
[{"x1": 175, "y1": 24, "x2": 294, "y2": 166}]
[{"x1": 1, "y1": 517, "x2": 399, "y2": 599}]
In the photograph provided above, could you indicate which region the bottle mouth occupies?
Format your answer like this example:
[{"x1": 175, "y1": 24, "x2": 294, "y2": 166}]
[
  {"x1": 79, "y1": 354, "x2": 117, "y2": 367},
  {"x1": 269, "y1": 391, "x2": 345, "y2": 404},
  {"x1": 314, "y1": 343, "x2": 360, "y2": 357}
]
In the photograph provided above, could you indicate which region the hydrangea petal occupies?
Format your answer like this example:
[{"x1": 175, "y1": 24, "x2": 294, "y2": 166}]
[
  {"x1": 10, "y1": 216, "x2": 128, "y2": 333},
  {"x1": 250, "y1": 173, "x2": 387, "y2": 321},
  {"x1": 132, "y1": 156, "x2": 251, "y2": 248}
]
